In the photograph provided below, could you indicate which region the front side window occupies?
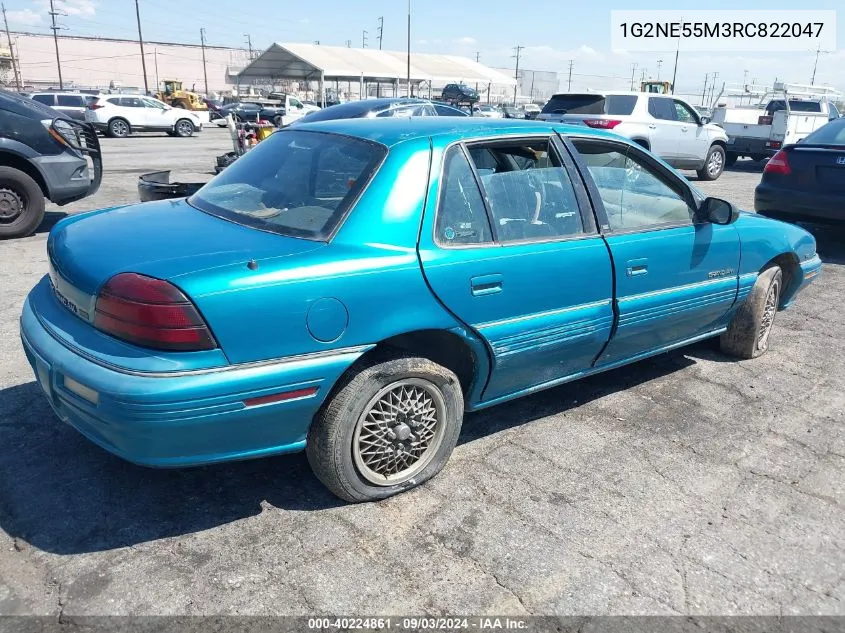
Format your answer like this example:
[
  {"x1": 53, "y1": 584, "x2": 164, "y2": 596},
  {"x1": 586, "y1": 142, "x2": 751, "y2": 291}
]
[
  {"x1": 466, "y1": 139, "x2": 584, "y2": 243},
  {"x1": 673, "y1": 100, "x2": 698, "y2": 123},
  {"x1": 32, "y1": 94, "x2": 55, "y2": 106},
  {"x1": 435, "y1": 147, "x2": 492, "y2": 246},
  {"x1": 648, "y1": 97, "x2": 676, "y2": 121},
  {"x1": 571, "y1": 139, "x2": 694, "y2": 231},
  {"x1": 189, "y1": 130, "x2": 386, "y2": 240},
  {"x1": 142, "y1": 98, "x2": 167, "y2": 109}
]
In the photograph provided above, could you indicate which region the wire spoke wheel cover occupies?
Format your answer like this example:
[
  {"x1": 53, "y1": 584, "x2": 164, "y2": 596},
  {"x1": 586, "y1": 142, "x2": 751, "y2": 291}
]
[
  {"x1": 756, "y1": 277, "x2": 780, "y2": 352},
  {"x1": 352, "y1": 378, "x2": 447, "y2": 486}
]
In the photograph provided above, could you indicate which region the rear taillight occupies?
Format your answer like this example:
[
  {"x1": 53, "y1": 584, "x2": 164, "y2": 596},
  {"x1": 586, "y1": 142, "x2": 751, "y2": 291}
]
[
  {"x1": 88, "y1": 102, "x2": 104, "y2": 110},
  {"x1": 765, "y1": 141, "x2": 782, "y2": 149},
  {"x1": 583, "y1": 119, "x2": 622, "y2": 129},
  {"x1": 94, "y1": 273, "x2": 216, "y2": 351},
  {"x1": 763, "y1": 150, "x2": 791, "y2": 175}
]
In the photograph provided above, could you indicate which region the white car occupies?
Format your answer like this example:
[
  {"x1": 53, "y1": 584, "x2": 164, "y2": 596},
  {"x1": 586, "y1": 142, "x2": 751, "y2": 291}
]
[
  {"x1": 538, "y1": 91, "x2": 730, "y2": 180},
  {"x1": 84, "y1": 95, "x2": 203, "y2": 138},
  {"x1": 473, "y1": 104, "x2": 503, "y2": 118}
]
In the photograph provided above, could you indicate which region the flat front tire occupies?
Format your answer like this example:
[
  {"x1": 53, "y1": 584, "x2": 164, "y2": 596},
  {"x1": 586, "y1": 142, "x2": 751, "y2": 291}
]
[
  {"x1": 0, "y1": 166, "x2": 45, "y2": 239},
  {"x1": 720, "y1": 266, "x2": 783, "y2": 359},
  {"x1": 307, "y1": 354, "x2": 464, "y2": 503},
  {"x1": 697, "y1": 145, "x2": 726, "y2": 181}
]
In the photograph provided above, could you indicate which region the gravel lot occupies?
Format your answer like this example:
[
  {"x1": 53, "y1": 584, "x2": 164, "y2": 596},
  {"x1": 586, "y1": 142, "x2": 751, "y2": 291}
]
[{"x1": 0, "y1": 128, "x2": 843, "y2": 617}]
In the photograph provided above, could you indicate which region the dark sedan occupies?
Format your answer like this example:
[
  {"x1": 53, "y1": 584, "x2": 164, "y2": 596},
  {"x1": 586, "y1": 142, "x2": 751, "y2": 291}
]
[
  {"x1": 290, "y1": 98, "x2": 468, "y2": 126},
  {"x1": 218, "y1": 101, "x2": 286, "y2": 125},
  {"x1": 755, "y1": 117, "x2": 845, "y2": 226}
]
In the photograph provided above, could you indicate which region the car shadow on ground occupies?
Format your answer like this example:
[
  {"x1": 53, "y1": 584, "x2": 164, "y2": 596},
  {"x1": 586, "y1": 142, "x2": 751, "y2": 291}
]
[
  {"x1": 0, "y1": 346, "x2": 703, "y2": 556},
  {"x1": 34, "y1": 211, "x2": 67, "y2": 235}
]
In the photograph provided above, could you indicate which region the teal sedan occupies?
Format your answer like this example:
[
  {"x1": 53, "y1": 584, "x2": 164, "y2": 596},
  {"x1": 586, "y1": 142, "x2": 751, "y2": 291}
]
[{"x1": 20, "y1": 118, "x2": 821, "y2": 502}]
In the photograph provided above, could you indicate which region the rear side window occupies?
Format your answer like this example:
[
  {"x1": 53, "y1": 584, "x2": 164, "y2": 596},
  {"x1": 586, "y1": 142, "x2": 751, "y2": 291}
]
[
  {"x1": 436, "y1": 148, "x2": 493, "y2": 246},
  {"x1": 57, "y1": 95, "x2": 84, "y2": 107},
  {"x1": 189, "y1": 130, "x2": 386, "y2": 240},
  {"x1": 767, "y1": 100, "x2": 823, "y2": 114},
  {"x1": 32, "y1": 94, "x2": 55, "y2": 106},
  {"x1": 106, "y1": 97, "x2": 122, "y2": 106},
  {"x1": 648, "y1": 97, "x2": 677, "y2": 121}
]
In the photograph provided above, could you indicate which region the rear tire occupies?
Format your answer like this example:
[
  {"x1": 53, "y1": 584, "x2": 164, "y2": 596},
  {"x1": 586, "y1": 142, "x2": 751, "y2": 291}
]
[
  {"x1": 307, "y1": 354, "x2": 464, "y2": 503},
  {"x1": 697, "y1": 144, "x2": 726, "y2": 181},
  {"x1": 720, "y1": 266, "x2": 783, "y2": 359},
  {"x1": 107, "y1": 118, "x2": 130, "y2": 138},
  {"x1": 0, "y1": 166, "x2": 46, "y2": 239},
  {"x1": 725, "y1": 152, "x2": 738, "y2": 167}
]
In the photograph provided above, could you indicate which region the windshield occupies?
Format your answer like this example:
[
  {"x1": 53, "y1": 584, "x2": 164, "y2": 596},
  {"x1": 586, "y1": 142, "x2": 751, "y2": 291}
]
[
  {"x1": 802, "y1": 118, "x2": 845, "y2": 145},
  {"x1": 189, "y1": 130, "x2": 387, "y2": 240},
  {"x1": 541, "y1": 94, "x2": 636, "y2": 115}
]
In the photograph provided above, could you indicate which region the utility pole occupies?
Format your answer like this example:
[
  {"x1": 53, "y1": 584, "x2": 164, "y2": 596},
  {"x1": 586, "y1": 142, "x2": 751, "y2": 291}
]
[
  {"x1": 245, "y1": 34, "x2": 253, "y2": 59},
  {"x1": 640, "y1": 68, "x2": 647, "y2": 83},
  {"x1": 701, "y1": 73, "x2": 708, "y2": 105},
  {"x1": 567, "y1": 59, "x2": 573, "y2": 91},
  {"x1": 133, "y1": 0, "x2": 148, "y2": 93},
  {"x1": 629, "y1": 63, "x2": 637, "y2": 91},
  {"x1": 670, "y1": 45, "x2": 679, "y2": 93},
  {"x1": 512, "y1": 45, "x2": 524, "y2": 105},
  {"x1": 154, "y1": 48, "x2": 160, "y2": 93},
  {"x1": 362, "y1": 30, "x2": 367, "y2": 48},
  {"x1": 2, "y1": 4, "x2": 21, "y2": 91},
  {"x1": 406, "y1": 0, "x2": 411, "y2": 97},
  {"x1": 346, "y1": 40, "x2": 352, "y2": 48},
  {"x1": 810, "y1": 45, "x2": 832, "y2": 85},
  {"x1": 200, "y1": 28, "x2": 209, "y2": 95},
  {"x1": 474, "y1": 52, "x2": 480, "y2": 94},
  {"x1": 377, "y1": 17, "x2": 383, "y2": 50},
  {"x1": 49, "y1": 0, "x2": 64, "y2": 89},
  {"x1": 656, "y1": 59, "x2": 663, "y2": 81}
]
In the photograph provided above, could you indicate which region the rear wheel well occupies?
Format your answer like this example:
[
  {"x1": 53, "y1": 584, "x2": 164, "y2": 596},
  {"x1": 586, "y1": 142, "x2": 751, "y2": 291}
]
[
  {"x1": 0, "y1": 151, "x2": 48, "y2": 198},
  {"x1": 763, "y1": 253, "x2": 800, "y2": 307},
  {"x1": 631, "y1": 138, "x2": 650, "y2": 151}
]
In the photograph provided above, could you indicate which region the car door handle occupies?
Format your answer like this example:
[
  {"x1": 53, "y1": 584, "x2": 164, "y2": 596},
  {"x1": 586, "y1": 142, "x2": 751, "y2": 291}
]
[
  {"x1": 471, "y1": 274, "x2": 503, "y2": 296},
  {"x1": 648, "y1": 124, "x2": 657, "y2": 130},
  {"x1": 626, "y1": 259, "x2": 649, "y2": 277}
]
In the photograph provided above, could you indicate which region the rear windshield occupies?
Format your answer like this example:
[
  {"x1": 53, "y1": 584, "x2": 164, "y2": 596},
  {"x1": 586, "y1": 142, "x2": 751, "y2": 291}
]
[
  {"x1": 766, "y1": 100, "x2": 823, "y2": 114},
  {"x1": 541, "y1": 94, "x2": 637, "y2": 116},
  {"x1": 189, "y1": 130, "x2": 386, "y2": 240},
  {"x1": 802, "y1": 118, "x2": 845, "y2": 145}
]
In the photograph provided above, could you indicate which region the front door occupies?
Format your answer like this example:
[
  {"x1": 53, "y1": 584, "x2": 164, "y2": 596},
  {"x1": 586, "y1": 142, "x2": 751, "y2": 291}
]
[
  {"x1": 646, "y1": 96, "x2": 684, "y2": 161},
  {"x1": 568, "y1": 137, "x2": 741, "y2": 365},
  {"x1": 418, "y1": 135, "x2": 614, "y2": 403},
  {"x1": 673, "y1": 99, "x2": 711, "y2": 163}
]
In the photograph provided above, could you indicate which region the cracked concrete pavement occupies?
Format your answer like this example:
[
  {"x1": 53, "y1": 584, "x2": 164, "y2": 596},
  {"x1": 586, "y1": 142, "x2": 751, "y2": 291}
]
[{"x1": 0, "y1": 129, "x2": 842, "y2": 616}]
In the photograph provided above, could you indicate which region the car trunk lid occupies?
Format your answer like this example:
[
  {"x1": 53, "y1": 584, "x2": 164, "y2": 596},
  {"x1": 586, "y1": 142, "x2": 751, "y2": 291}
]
[
  {"x1": 48, "y1": 199, "x2": 324, "y2": 298},
  {"x1": 764, "y1": 144, "x2": 845, "y2": 194}
]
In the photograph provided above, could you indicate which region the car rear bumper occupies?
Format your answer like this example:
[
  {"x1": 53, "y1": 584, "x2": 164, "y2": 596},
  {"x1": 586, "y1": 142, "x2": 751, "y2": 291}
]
[
  {"x1": 726, "y1": 137, "x2": 777, "y2": 157},
  {"x1": 755, "y1": 183, "x2": 845, "y2": 225},
  {"x1": 20, "y1": 285, "x2": 370, "y2": 468}
]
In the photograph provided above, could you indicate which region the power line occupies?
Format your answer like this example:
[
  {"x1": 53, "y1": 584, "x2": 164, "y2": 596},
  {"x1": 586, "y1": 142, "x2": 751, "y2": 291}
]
[
  {"x1": 134, "y1": 0, "x2": 149, "y2": 93},
  {"x1": 512, "y1": 45, "x2": 524, "y2": 105},
  {"x1": 2, "y1": 3, "x2": 21, "y2": 90},
  {"x1": 48, "y1": 0, "x2": 65, "y2": 89}
]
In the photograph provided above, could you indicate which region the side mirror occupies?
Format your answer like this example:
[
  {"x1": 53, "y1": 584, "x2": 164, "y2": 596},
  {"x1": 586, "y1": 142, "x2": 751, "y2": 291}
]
[
  {"x1": 700, "y1": 197, "x2": 739, "y2": 225},
  {"x1": 699, "y1": 116, "x2": 711, "y2": 124}
]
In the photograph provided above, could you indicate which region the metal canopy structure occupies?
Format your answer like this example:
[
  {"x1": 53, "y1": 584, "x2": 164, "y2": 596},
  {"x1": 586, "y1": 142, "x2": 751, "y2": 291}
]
[{"x1": 237, "y1": 42, "x2": 516, "y2": 101}]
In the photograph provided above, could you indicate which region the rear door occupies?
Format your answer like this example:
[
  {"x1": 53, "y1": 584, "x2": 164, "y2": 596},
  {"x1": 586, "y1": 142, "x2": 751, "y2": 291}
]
[
  {"x1": 55, "y1": 94, "x2": 86, "y2": 120},
  {"x1": 568, "y1": 136, "x2": 740, "y2": 365},
  {"x1": 418, "y1": 134, "x2": 614, "y2": 403}
]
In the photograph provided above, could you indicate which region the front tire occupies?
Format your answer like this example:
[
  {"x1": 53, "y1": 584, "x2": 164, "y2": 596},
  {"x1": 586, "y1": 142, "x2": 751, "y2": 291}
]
[
  {"x1": 307, "y1": 354, "x2": 464, "y2": 503},
  {"x1": 720, "y1": 266, "x2": 783, "y2": 359},
  {"x1": 697, "y1": 144, "x2": 726, "y2": 181},
  {"x1": 0, "y1": 166, "x2": 45, "y2": 239},
  {"x1": 174, "y1": 119, "x2": 195, "y2": 137}
]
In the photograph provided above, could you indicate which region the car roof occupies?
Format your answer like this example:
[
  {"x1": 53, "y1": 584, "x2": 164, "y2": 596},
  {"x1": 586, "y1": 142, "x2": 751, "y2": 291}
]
[
  {"x1": 549, "y1": 91, "x2": 675, "y2": 98},
  {"x1": 292, "y1": 116, "x2": 615, "y2": 147}
]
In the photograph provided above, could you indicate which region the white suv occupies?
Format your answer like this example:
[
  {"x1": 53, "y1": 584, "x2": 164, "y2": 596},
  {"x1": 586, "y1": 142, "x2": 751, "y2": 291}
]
[
  {"x1": 538, "y1": 91, "x2": 729, "y2": 180},
  {"x1": 85, "y1": 95, "x2": 203, "y2": 138}
]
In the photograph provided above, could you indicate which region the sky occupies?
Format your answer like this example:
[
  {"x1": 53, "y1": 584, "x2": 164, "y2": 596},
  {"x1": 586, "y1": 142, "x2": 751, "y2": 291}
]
[{"x1": 3, "y1": 0, "x2": 844, "y2": 96}]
